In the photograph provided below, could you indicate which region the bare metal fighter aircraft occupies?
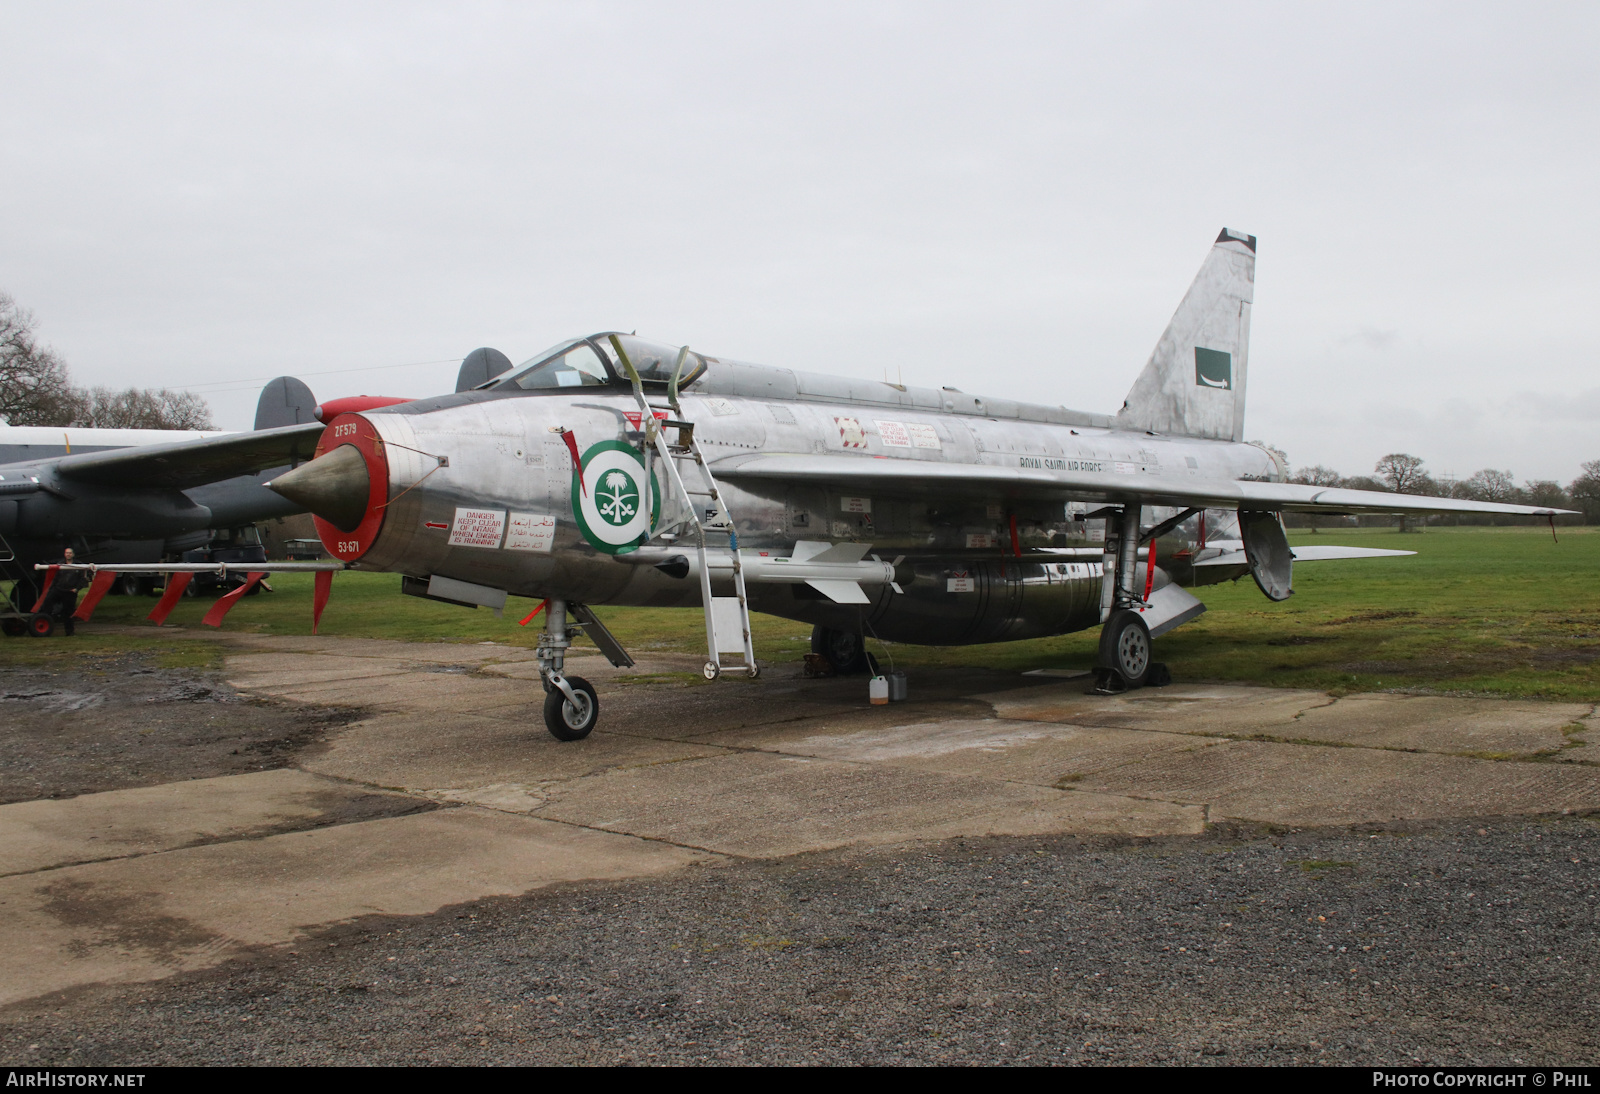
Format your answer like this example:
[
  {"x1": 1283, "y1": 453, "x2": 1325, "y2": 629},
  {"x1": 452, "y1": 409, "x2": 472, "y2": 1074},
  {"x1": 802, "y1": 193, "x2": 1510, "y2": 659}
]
[{"x1": 250, "y1": 228, "x2": 1569, "y2": 739}]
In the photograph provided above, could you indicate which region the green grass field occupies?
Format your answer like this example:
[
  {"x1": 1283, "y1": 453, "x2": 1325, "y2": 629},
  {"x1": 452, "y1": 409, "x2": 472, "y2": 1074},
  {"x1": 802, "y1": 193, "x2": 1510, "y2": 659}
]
[{"x1": 6, "y1": 526, "x2": 1598, "y2": 700}]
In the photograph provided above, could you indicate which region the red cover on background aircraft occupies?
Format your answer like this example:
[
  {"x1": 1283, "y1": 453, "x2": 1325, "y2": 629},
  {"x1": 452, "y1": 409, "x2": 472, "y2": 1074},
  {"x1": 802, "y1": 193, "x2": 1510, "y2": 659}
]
[{"x1": 313, "y1": 396, "x2": 413, "y2": 422}]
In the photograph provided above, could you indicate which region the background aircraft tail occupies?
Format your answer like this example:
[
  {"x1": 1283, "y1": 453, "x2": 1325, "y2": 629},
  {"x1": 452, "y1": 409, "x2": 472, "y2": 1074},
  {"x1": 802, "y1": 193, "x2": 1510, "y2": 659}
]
[
  {"x1": 1114, "y1": 228, "x2": 1255, "y2": 442},
  {"x1": 456, "y1": 347, "x2": 514, "y2": 392},
  {"x1": 255, "y1": 376, "x2": 318, "y2": 430}
]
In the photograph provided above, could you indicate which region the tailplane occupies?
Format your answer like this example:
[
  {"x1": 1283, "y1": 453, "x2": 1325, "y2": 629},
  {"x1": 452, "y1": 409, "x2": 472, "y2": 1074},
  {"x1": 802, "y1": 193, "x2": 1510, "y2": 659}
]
[{"x1": 1115, "y1": 228, "x2": 1255, "y2": 441}]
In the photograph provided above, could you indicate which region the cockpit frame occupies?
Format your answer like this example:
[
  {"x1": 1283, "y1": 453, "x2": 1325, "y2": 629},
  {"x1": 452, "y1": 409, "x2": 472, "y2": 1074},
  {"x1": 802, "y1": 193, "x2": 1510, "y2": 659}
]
[{"x1": 488, "y1": 334, "x2": 708, "y2": 394}]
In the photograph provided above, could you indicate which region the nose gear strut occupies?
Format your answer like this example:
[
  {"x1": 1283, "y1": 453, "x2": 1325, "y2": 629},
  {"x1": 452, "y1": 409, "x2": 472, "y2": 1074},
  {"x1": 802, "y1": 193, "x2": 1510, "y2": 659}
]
[
  {"x1": 534, "y1": 597, "x2": 636, "y2": 740},
  {"x1": 536, "y1": 598, "x2": 597, "y2": 740}
]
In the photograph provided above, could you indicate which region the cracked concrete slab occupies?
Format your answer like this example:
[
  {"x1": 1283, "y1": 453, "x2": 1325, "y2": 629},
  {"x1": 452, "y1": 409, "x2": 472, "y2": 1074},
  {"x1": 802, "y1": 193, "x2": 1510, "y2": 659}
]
[
  {"x1": 976, "y1": 683, "x2": 1596, "y2": 761},
  {"x1": 976, "y1": 682, "x2": 1335, "y2": 735},
  {"x1": 301, "y1": 712, "x2": 731, "y2": 796},
  {"x1": 235, "y1": 670, "x2": 534, "y2": 713},
  {"x1": 532, "y1": 750, "x2": 1203, "y2": 857},
  {"x1": 1283, "y1": 694, "x2": 1591, "y2": 757},
  {"x1": 1078, "y1": 738, "x2": 1600, "y2": 826},
  {"x1": 799, "y1": 719, "x2": 1227, "y2": 788},
  {"x1": 224, "y1": 635, "x2": 538, "y2": 664},
  {"x1": 0, "y1": 808, "x2": 711, "y2": 1007},
  {"x1": 0, "y1": 770, "x2": 426, "y2": 877},
  {"x1": 223, "y1": 662, "x2": 418, "y2": 688},
  {"x1": 685, "y1": 715, "x2": 1220, "y2": 787},
  {"x1": 14, "y1": 634, "x2": 1599, "y2": 1013}
]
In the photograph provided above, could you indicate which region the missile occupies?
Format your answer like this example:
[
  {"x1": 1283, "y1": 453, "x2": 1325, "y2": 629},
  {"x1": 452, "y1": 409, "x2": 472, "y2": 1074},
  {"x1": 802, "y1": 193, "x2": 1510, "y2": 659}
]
[{"x1": 620, "y1": 541, "x2": 905, "y2": 604}]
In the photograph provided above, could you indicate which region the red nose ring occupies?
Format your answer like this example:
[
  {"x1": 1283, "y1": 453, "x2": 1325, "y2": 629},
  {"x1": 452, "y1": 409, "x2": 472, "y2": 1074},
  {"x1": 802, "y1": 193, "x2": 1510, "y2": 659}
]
[{"x1": 312, "y1": 412, "x2": 390, "y2": 561}]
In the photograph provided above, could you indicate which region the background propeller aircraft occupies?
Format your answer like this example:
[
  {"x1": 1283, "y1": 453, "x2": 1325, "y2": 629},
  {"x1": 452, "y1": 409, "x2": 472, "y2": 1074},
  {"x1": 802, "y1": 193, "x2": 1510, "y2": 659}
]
[
  {"x1": 240, "y1": 228, "x2": 1572, "y2": 739},
  {"x1": 0, "y1": 378, "x2": 332, "y2": 613}
]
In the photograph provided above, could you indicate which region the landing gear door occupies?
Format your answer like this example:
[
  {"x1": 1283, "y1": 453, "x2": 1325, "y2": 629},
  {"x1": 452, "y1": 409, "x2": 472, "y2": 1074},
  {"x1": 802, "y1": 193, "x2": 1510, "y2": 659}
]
[{"x1": 1239, "y1": 510, "x2": 1293, "y2": 602}]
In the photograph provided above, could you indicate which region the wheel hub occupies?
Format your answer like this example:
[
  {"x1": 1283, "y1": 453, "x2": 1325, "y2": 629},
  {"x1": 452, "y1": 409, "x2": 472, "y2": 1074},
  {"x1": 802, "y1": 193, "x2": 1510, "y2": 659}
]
[
  {"x1": 1117, "y1": 627, "x2": 1149, "y2": 677},
  {"x1": 563, "y1": 692, "x2": 592, "y2": 728}
]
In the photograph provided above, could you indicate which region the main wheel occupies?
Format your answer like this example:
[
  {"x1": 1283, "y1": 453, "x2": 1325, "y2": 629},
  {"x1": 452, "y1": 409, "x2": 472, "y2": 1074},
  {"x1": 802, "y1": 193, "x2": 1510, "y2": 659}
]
[
  {"x1": 1098, "y1": 609, "x2": 1151, "y2": 688},
  {"x1": 811, "y1": 626, "x2": 869, "y2": 675},
  {"x1": 543, "y1": 676, "x2": 599, "y2": 741},
  {"x1": 116, "y1": 573, "x2": 146, "y2": 597},
  {"x1": 1, "y1": 617, "x2": 26, "y2": 637},
  {"x1": 28, "y1": 613, "x2": 55, "y2": 638}
]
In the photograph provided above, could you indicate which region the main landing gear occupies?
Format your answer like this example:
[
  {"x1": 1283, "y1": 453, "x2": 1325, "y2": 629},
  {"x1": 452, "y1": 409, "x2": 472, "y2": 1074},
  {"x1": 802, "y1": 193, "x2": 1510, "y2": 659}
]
[
  {"x1": 1098, "y1": 608, "x2": 1152, "y2": 689},
  {"x1": 811, "y1": 626, "x2": 872, "y2": 675},
  {"x1": 1093, "y1": 506, "x2": 1172, "y2": 694},
  {"x1": 535, "y1": 598, "x2": 637, "y2": 741}
]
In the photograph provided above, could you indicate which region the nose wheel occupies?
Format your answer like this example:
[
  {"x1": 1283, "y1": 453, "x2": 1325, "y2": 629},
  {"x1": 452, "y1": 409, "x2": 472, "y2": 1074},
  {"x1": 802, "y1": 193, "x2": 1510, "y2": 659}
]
[{"x1": 543, "y1": 675, "x2": 599, "y2": 740}]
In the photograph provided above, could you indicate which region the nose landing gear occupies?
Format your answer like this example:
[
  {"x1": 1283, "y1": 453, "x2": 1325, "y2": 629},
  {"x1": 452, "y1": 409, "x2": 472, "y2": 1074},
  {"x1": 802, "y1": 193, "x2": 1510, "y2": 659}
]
[
  {"x1": 534, "y1": 598, "x2": 636, "y2": 741},
  {"x1": 536, "y1": 597, "x2": 596, "y2": 740}
]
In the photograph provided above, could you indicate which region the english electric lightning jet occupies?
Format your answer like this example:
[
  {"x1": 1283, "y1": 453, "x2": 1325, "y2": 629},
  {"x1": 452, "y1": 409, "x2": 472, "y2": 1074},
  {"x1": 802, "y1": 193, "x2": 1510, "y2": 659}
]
[
  {"x1": 27, "y1": 230, "x2": 1572, "y2": 737},
  {"x1": 239, "y1": 228, "x2": 1568, "y2": 738}
]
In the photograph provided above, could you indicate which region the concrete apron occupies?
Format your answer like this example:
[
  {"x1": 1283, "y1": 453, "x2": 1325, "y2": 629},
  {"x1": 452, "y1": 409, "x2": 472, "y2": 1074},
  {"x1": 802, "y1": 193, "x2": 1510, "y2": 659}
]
[{"x1": 3, "y1": 635, "x2": 1596, "y2": 1007}]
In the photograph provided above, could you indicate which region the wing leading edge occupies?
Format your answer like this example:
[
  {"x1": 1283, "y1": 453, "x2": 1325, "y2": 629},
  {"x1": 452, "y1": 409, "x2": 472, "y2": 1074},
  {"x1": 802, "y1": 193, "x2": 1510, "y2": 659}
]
[
  {"x1": 714, "y1": 454, "x2": 1575, "y2": 518},
  {"x1": 49, "y1": 422, "x2": 325, "y2": 490}
]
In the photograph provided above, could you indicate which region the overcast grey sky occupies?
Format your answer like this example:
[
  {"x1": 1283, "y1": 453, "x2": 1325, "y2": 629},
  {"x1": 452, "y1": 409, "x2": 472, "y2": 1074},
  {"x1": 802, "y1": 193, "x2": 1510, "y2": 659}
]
[{"x1": 2, "y1": 2, "x2": 1596, "y2": 483}]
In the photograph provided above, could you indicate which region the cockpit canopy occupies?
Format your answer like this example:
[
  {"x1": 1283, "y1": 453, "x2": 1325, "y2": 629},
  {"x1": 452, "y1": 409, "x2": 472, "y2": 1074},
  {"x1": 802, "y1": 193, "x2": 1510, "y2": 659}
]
[{"x1": 491, "y1": 334, "x2": 707, "y2": 392}]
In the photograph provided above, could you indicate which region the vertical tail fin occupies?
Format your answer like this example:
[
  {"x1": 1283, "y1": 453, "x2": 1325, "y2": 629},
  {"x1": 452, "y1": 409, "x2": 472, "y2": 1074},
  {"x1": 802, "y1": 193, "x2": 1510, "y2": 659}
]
[
  {"x1": 255, "y1": 376, "x2": 318, "y2": 430},
  {"x1": 1115, "y1": 228, "x2": 1255, "y2": 441}
]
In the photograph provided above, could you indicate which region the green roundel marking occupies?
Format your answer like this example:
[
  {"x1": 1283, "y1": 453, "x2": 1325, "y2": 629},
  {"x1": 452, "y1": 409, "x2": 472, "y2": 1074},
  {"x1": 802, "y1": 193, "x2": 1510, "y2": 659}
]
[{"x1": 571, "y1": 440, "x2": 660, "y2": 555}]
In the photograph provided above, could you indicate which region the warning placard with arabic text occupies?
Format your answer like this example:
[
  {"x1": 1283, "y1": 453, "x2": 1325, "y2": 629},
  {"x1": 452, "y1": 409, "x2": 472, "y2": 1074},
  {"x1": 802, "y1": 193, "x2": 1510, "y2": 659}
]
[{"x1": 505, "y1": 512, "x2": 556, "y2": 553}]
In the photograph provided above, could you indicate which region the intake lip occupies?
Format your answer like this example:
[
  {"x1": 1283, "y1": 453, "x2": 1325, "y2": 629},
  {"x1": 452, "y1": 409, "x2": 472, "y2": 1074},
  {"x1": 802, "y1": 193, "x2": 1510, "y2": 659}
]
[{"x1": 266, "y1": 443, "x2": 370, "y2": 533}]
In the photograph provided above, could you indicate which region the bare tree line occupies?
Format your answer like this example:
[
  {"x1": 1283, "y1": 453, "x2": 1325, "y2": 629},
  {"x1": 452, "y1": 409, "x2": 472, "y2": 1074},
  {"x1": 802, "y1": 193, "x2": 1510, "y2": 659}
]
[
  {"x1": 0, "y1": 291, "x2": 214, "y2": 430},
  {"x1": 1270, "y1": 444, "x2": 1600, "y2": 525}
]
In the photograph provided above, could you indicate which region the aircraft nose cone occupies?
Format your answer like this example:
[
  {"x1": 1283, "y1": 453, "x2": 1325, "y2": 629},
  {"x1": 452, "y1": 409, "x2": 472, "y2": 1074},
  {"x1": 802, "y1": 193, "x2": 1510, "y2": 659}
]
[{"x1": 266, "y1": 444, "x2": 371, "y2": 532}]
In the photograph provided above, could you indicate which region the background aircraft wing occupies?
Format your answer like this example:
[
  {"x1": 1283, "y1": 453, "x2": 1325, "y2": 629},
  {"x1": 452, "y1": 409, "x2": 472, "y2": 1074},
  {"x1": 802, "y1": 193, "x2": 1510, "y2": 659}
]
[
  {"x1": 50, "y1": 422, "x2": 325, "y2": 490},
  {"x1": 715, "y1": 454, "x2": 1576, "y2": 517}
]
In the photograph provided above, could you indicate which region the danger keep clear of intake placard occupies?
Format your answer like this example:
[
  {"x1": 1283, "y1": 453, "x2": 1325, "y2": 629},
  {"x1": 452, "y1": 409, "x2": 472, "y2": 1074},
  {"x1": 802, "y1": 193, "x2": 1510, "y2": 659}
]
[{"x1": 448, "y1": 508, "x2": 506, "y2": 549}]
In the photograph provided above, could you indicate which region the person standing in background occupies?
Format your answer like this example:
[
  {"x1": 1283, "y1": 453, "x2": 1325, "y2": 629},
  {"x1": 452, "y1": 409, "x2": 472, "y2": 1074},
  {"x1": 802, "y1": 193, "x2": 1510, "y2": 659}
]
[{"x1": 43, "y1": 546, "x2": 87, "y2": 636}]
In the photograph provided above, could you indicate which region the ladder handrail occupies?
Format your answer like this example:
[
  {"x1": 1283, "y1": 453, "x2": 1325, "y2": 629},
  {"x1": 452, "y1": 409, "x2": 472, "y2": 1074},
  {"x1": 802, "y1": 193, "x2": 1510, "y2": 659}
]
[
  {"x1": 667, "y1": 345, "x2": 689, "y2": 414},
  {"x1": 606, "y1": 335, "x2": 756, "y2": 677}
]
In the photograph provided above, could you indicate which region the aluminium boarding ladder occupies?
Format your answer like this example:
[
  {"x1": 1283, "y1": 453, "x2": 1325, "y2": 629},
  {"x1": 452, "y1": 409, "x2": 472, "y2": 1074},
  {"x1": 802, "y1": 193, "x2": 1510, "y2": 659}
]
[{"x1": 607, "y1": 336, "x2": 758, "y2": 679}]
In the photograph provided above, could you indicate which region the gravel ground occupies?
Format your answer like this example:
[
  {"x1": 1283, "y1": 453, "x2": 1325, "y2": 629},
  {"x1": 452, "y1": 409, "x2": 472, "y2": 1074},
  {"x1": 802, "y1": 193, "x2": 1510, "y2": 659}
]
[
  {"x1": 0, "y1": 653, "x2": 360, "y2": 804},
  {"x1": 4, "y1": 815, "x2": 1596, "y2": 1066}
]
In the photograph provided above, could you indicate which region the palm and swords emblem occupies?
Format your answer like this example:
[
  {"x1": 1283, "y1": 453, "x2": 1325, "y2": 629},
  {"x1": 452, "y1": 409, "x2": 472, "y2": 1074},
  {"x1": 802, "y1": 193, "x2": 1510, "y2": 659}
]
[
  {"x1": 570, "y1": 439, "x2": 660, "y2": 553},
  {"x1": 597, "y1": 468, "x2": 639, "y2": 525}
]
